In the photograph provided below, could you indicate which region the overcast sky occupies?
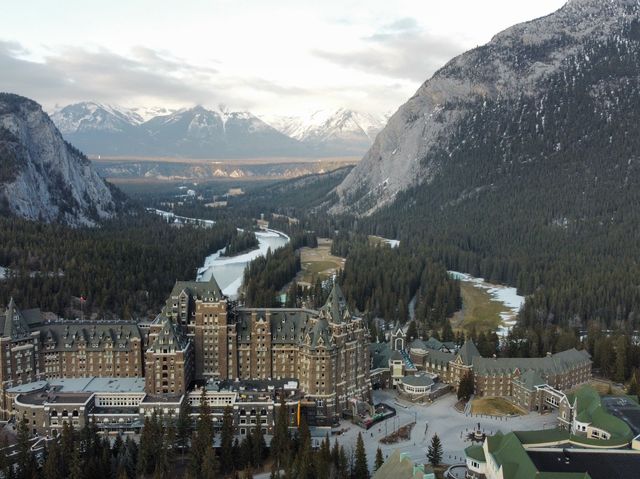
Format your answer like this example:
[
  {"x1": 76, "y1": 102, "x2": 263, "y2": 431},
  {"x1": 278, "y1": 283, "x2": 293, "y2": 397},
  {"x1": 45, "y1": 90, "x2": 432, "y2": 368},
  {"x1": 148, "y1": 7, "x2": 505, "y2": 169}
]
[{"x1": 0, "y1": 0, "x2": 567, "y2": 116}]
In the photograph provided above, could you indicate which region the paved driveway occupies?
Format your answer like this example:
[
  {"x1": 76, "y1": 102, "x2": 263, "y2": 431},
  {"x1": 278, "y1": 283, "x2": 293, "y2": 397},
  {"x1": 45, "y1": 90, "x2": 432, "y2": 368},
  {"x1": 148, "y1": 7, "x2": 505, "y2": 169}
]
[{"x1": 332, "y1": 389, "x2": 558, "y2": 470}]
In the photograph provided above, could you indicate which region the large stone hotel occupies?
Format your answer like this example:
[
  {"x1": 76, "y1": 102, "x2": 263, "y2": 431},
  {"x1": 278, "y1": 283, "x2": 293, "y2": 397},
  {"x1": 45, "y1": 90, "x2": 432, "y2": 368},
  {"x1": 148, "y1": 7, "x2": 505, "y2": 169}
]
[{"x1": 0, "y1": 279, "x2": 371, "y2": 430}]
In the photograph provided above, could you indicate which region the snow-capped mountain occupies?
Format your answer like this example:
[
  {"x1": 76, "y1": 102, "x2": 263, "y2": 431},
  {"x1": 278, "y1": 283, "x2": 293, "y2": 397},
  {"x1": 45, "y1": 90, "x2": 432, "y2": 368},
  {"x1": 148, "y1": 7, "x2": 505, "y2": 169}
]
[
  {"x1": 261, "y1": 109, "x2": 388, "y2": 155},
  {"x1": 49, "y1": 103, "x2": 387, "y2": 158},
  {"x1": 50, "y1": 103, "x2": 306, "y2": 158},
  {"x1": 51, "y1": 102, "x2": 145, "y2": 134},
  {"x1": 0, "y1": 94, "x2": 122, "y2": 226},
  {"x1": 141, "y1": 106, "x2": 305, "y2": 158}
]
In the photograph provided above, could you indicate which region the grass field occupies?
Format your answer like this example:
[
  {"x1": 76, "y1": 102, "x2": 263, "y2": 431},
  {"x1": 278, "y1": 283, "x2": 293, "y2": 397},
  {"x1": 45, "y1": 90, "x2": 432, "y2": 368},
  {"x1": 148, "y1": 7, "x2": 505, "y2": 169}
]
[
  {"x1": 471, "y1": 397, "x2": 526, "y2": 416},
  {"x1": 296, "y1": 238, "x2": 345, "y2": 285},
  {"x1": 573, "y1": 379, "x2": 626, "y2": 396},
  {"x1": 450, "y1": 282, "x2": 510, "y2": 333}
]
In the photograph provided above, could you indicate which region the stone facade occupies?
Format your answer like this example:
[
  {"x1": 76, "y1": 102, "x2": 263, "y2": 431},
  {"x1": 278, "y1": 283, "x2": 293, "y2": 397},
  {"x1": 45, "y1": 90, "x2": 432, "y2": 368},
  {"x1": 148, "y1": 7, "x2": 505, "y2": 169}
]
[
  {"x1": 11, "y1": 377, "x2": 306, "y2": 438},
  {"x1": 0, "y1": 300, "x2": 142, "y2": 418},
  {"x1": 392, "y1": 333, "x2": 591, "y2": 412},
  {"x1": 1, "y1": 279, "x2": 371, "y2": 424}
]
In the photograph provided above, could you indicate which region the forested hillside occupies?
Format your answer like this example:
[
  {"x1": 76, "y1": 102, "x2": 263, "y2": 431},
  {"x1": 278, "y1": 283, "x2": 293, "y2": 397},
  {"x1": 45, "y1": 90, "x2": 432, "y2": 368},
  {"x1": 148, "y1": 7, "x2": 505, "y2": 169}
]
[
  {"x1": 356, "y1": 27, "x2": 640, "y2": 331},
  {"x1": 0, "y1": 215, "x2": 237, "y2": 318},
  {"x1": 332, "y1": 233, "x2": 460, "y2": 335}
]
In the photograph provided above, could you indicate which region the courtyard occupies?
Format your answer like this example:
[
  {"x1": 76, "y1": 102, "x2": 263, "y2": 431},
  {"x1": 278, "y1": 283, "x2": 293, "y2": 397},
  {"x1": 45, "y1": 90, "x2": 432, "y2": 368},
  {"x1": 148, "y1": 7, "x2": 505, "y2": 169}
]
[{"x1": 332, "y1": 389, "x2": 558, "y2": 471}]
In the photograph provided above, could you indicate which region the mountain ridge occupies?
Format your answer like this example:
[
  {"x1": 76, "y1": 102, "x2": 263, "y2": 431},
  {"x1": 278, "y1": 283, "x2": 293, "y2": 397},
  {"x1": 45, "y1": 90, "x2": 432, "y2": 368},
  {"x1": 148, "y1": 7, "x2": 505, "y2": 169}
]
[
  {"x1": 331, "y1": 0, "x2": 640, "y2": 215},
  {"x1": 0, "y1": 93, "x2": 121, "y2": 226},
  {"x1": 51, "y1": 103, "x2": 384, "y2": 158}
]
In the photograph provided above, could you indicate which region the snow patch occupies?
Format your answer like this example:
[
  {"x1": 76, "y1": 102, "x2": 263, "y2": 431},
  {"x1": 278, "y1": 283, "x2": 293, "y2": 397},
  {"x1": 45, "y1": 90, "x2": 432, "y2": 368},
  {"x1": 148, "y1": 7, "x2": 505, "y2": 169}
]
[{"x1": 448, "y1": 271, "x2": 525, "y2": 337}]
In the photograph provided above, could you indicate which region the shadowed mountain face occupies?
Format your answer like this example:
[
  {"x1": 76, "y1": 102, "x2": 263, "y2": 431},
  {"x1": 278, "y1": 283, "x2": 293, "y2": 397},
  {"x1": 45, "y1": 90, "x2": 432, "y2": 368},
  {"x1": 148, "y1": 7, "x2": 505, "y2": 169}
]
[
  {"x1": 328, "y1": 0, "x2": 640, "y2": 328},
  {"x1": 331, "y1": 0, "x2": 640, "y2": 215},
  {"x1": 0, "y1": 94, "x2": 122, "y2": 226}
]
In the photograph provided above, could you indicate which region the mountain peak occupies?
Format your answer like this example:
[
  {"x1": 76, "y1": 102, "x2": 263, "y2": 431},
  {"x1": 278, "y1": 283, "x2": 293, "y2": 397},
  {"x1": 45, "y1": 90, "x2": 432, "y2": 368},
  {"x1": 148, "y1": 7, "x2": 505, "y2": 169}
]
[
  {"x1": 0, "y1": 94, "x2": 121, "y2": 226},
  {"x1": 332, "y1": 0, "x2": 640, "y2": 215}
]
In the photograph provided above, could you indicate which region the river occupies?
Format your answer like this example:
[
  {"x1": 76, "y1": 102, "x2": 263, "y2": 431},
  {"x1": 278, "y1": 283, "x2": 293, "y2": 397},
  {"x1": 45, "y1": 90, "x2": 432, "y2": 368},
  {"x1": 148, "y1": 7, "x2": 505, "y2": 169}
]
[
  {"x1": 148, "y1": 208, "x2": 290, "y2": 299},
  {"x1": 196, "y1": 229, "x2": 289, "y2": 299}
]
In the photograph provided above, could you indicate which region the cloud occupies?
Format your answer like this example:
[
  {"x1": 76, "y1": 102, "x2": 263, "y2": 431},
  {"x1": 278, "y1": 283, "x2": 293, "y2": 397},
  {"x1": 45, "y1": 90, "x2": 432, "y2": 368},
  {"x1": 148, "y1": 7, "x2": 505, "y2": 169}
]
[
  {"x1": 0, "y1": 40, "x2": 313, "y2": 112},
  {"x1": 0, "y1": 38, "x2": 415, "y2": 116},
  {"x1": 314, "y1": 17, "x2": 465, "y2": 82}
]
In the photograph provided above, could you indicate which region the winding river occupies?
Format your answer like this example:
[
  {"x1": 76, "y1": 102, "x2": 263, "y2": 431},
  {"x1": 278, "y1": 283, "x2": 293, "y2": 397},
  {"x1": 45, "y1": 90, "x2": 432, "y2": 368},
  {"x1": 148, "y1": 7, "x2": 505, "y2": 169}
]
[
  {"x1": 197, "y1": 229, "x2": 289, "y2": 299},
  {"x1": 148, "y1": 208, "x2": 290, "y2": 299}
]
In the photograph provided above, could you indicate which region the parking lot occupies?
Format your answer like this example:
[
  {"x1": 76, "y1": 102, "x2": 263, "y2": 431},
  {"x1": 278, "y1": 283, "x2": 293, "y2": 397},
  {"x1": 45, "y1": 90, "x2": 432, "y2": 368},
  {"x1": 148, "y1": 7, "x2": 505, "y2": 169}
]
[{"x1": 602, "y1": 396, "x2": 640, "y2": 436}]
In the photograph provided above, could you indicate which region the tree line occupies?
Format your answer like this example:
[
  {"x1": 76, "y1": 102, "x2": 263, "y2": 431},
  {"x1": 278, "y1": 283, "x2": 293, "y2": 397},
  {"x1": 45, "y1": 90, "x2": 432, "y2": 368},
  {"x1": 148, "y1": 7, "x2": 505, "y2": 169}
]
[
  {"x1": 3, "y1": 390, "x2": 378, "y2": 479},
  {"x1": 242, "y1": 232, "x2": 317, "y2": 307},
  {"x1": 0, "y1": 214, "x2": 237, "y2": 319}
]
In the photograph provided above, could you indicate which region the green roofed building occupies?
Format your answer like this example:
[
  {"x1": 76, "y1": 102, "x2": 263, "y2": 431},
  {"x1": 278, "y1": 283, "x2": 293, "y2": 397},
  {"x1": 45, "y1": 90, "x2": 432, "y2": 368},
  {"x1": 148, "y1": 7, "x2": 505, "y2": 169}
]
[
  {"x1": 466, "y1": 386, "x2": 636, "y2": 479},
  {"x1": 373, "y1": 450, "x2": 435, "y2": 479},
  {"x1": 465, "y1": 430, "x2": 593, "y2": 479}
]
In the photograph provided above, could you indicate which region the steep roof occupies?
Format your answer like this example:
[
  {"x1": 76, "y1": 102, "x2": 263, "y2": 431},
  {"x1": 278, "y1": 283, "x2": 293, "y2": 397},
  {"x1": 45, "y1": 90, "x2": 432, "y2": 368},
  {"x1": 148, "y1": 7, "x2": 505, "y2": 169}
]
[
  {"x1": 168, "y1": 276, "x2": 223, "y2": 302},
  {"x1": 473, "y1": 348, "x2": 591, "y2": 376},
  {"x1": 457, "y1": 339, "x2": 481, "y2": 365},
  {"x1": 410, "y1": 338, "x2": 428, "y2": 351},
  {"x1": 147, "y1": 317, "x2": 188, "y2": 353},
  {"x1": 236, "y1": 308, "x2": 314, "y2": 345},
  {"x1": 309, "y1": 317, "x2": 332, "y2": 347},
  {"x1": 37, "y1": 322, "x2": 140, "y2": 352},
  {"x1": 571, "y1": 386, "x2": 632, "y2": 442},
  {"x1": 2, "y1": 298, "x2": 31, "y2": 339},
  {"x1": 514, "y1": 369, "x2": 546, "y2": 390},
  {"x1": 369, "y1": 342, "x2": 391, "y2": 370},
  {"x1": 320, "y1": 283, "x2": 350, "y2": 323},
  {"x1": 372, "y1": 450, "x2": 433, "y2": 479},
  {"x1": 464, "y1": 444, "x2": 485, "y2": 463},
  {"x1": 486, "y1": 432, "x2": 538, "y2": 479},
  {"x1": 424, "y1": 337, "x2": 444, "y2": 350},
  {"x1": 426, "y1": 349, "x2": 456, "y2": 367}
]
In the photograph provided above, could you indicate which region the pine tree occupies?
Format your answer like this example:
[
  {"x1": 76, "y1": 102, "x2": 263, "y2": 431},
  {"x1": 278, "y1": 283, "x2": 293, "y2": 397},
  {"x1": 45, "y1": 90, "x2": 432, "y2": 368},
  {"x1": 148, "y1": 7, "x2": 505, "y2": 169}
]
[
  {"x1": 629, "y1": 369, "x2": 639, "y2": 396},
  {"x1": 271, "y1": 393, "x2": 290, "y2": 469},
  {"x1": 457, "y1": 371, "x2": 474, "y2": 401},
  {"x1": 442, "y1": 320, "x2": 454, "y2": 342},
  {"x1": 201, "y1": 444, "x2": 219, "y2": 479},
  {"x1": 406, "y1": 321, "x2": 418, "y2": 342},
  {"x1": 374, "y1": 447, "x2": 384, "y2": 472},
  {"x1": 190, "y1": 388, "x2": 215, "y2": 477},
  {"x1": 69, "y1": 445, "x2": 83, "y2": 479},
  {"x1": 353, "y1": 432, "x2": 369, "y2": 479},
  {"x1": 252, "y1": 414, "x2": 266, "y2": 468},
  {"x1": 176, "y1": 397, "x2": 192, "y2": 456},
  {"x1": 427, "y1": 433, "x2": 443, "y2": 467},
  {"x1": 43, "y1": 439, "x2": 62, "y2": 479},
  {"x1": 220, "y1": 406, "x2": 235, "y2": 474},
  {"x1": 16, "y1": 415, "x2": 36, "y2": 479}
]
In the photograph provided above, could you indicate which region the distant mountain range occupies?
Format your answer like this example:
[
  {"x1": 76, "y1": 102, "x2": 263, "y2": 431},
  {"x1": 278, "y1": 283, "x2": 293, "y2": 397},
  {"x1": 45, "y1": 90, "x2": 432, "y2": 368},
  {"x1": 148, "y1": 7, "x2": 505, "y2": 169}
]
[
  {"x1": 50, "y1": 103, "x2": 387, "y2": 158},
  {"x1": 0, "y1": 94, "x2": 123, "y2": 226}
]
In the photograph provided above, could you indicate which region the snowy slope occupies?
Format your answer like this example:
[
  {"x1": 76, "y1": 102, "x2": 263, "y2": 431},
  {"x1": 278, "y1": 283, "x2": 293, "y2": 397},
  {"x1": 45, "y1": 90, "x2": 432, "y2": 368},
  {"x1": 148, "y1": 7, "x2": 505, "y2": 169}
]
[{"x1": 261, "y1": 109, "x2": 388, "y2": 155}]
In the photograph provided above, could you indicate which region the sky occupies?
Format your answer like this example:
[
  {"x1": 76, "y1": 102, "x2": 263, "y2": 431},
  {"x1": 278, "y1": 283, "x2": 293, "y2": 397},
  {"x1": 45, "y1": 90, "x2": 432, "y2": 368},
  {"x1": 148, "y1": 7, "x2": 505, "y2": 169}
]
[{"x1": 0, "y1": 0, "x2": 567, "y2": 116}]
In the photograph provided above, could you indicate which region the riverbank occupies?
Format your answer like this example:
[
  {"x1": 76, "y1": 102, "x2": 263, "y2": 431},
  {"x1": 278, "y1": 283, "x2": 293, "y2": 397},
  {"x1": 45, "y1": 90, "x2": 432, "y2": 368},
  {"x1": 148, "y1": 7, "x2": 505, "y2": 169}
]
[{"x1": 197, "y1": 229, "x2": 289, "y2": 299}]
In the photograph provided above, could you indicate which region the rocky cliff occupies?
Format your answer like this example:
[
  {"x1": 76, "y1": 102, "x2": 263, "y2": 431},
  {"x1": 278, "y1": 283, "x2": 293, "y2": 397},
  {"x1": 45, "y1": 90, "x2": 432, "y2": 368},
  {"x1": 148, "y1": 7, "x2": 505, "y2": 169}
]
[
  {"x1": 332, "y1": 0, "x2": 640, "y2": 215},
  {"x1": 0, "y1": 93, "x2": 121, "y2": 226}
]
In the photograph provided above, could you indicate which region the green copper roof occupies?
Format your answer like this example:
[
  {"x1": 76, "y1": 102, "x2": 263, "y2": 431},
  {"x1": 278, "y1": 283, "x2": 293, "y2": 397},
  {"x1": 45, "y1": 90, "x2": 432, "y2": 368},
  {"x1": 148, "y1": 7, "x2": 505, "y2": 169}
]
[
  {"x1": 464, "y1": 444, "x2": 485, "y2": 463},
  {"x1": 571, "y1": 386, "x2": 632, "y2": 445},
  {"x1": 486, "y1": 432, "x2": 538, "y2": 479}
]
